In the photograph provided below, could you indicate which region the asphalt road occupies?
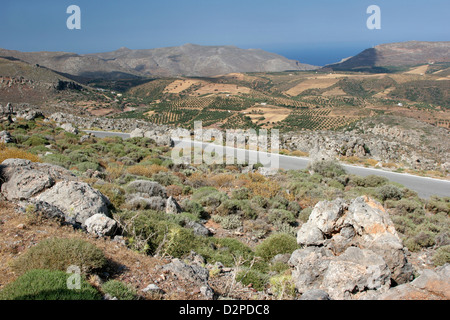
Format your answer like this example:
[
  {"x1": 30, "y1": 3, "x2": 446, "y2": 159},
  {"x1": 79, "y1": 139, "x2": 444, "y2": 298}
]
[{"x1": 84, "y1": 130, "x2": 450, "y2": 199}]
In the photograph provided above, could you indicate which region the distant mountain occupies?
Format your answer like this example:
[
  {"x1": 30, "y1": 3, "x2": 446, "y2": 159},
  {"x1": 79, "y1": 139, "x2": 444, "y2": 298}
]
[
  {"x1": 0, "y1": 44, "x2": 318, "y2": 80},
  {"x1": 326, "y1": 41, "x2": 450, "y2": 71}
]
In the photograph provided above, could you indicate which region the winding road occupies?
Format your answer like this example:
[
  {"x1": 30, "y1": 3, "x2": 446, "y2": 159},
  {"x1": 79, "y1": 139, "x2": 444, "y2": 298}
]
[{"x1": 84, "y1": 130, "x2": 450, "y2": 199}]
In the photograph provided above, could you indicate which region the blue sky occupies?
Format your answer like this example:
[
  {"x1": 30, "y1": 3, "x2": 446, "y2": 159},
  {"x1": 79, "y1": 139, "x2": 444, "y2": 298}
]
[{"x1": 0, "y1": 0, "x2": 449, "y2": 65}]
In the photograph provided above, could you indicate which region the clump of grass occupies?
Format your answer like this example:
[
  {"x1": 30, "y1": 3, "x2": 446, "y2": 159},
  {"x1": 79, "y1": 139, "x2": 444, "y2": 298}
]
[{"x1": 101, "y1": 280, "x2": 138, "y2": 300}]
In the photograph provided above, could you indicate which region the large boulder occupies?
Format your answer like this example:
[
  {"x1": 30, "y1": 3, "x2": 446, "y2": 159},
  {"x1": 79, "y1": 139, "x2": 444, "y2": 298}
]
[
  {"x1": 291, "y1": 196, "x2": 414, "y2": 299},
  {"x1": 296, "y1": 196, "x2": 413, "y2": 285},
  {"x1": 1, "y1": 159, "x2": 112, "y2": 228},
  {"x1": 34, "y1": 181, "x2": 111, "y2": 227},
  {"x1": 0, "y1": 159, "x2": 76, "y2": 201}
]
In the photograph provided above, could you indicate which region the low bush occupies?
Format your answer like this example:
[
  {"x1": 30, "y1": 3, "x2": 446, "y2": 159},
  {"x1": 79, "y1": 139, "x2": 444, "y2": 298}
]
[
  {"x1": 255, "y1": 233, "x2": 298, "y2": 261},
  {"x1": 308, "y1": 160, "x2": 346, "y2": 178},
  {"x1": 0, "y1": 269, "x2": 101, "y2": 300},
  {"x1": 236, "y1": 269, "x2": 269, "y2": 291},
  {"x1": 432, "y1": 245, "x2": 450, "y2": 266},
  {"x1": 11, "y1": 238, "x2": 107, "y2": 275},
  {"x1": 377, "y1": 184, "x2": 403, "y2": 201}
]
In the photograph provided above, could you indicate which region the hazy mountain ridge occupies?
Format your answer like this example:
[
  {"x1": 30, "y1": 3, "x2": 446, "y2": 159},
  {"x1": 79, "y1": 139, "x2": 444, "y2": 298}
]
[
  {"x1": 0, "y1": 44, "x2": 318, "y2": 79},
  {"x1": 327, "y1": 41, "x2": 450, "y2": 71}
]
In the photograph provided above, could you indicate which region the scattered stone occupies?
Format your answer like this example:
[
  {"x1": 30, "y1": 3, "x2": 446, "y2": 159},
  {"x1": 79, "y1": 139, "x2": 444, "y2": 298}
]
[{"x1": 299, "y1": 289, "x2": 331, "y2": 300}]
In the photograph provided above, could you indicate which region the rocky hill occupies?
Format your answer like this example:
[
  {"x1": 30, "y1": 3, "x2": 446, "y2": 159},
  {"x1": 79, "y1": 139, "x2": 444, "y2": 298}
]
[
  {"x1": 327, "y1": 41, "x2": 450, "y2": 71},
  {"x1": 0, "y1": 44, "x2": 317, "y2": 80}
]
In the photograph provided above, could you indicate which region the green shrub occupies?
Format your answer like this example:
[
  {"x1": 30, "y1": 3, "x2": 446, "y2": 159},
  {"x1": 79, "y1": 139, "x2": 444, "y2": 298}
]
[
  {"x1": 198, "y1": 238, "x2": 255, "y2": 267},
  {"x1": 269, "y1": 274, "x2": 296, "y2": 299},
  {"x1": 102, "y1": 280, "x2": 138, "y2": 300},
  {"x1": 377, "y1": 184, "x2": 403, "y2": 201},
  {"x1": 232, "y1": 187, "x2": 250, "y2": 200},
  {"x1": 212, "y1": 214, "x2": 242, "y2": 230},
  {"x1": 42, "y1": 153, "x2": 71, "y2": 168},
  {"x1": 353, "y1": 175, "x2": 388, "y2": 188},
  {"x1": 298, "y1": 207, "x2": 313, "y2": 223},
  {"x1": 268, "y1": 209, "x2": 297, "y2": 226},
  {"x1": 0, "y1": 269, "x2": 101, "y2": 300},
  {"x1": 181, "y1": 199, "x2": 205, "y2": 219},
  {"x1": 308, "y1": 160, "x2": 346, "y2": 178},
  {"x1": 74, "y1": 161, "x2": 101, "y2": 172},
  {"x1": 432, "y1": 245, "x2": 450, "y2": 266},
  {"x1": 255, "y1": 233, "x2": 298, "y2": 261},
  {"x1": 236, "y1": 269, "x2": 269, "y2": 291},
  {"x1": 115, "y1": 210, "x2": 202, "y2": 257},
  {"x1": 23, "y1": 135, "x2": 48, "y2": 147},
  {"x1": 11, "y1": 238, "x2": 107, "y2": 275}
]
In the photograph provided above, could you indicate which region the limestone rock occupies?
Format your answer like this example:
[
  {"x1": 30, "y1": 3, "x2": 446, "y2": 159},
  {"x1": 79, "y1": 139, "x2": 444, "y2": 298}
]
[
  {"x1": 35, "y1": 180, "x2": 111, "y2": 227},
  {"x1": 85, "y1": 213, "x2": 117, "y2": 237}
]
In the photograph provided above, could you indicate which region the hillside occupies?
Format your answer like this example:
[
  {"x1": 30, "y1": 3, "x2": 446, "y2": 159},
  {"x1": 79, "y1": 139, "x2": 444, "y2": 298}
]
[
  {"x1": 0, "y1": 44, "x2": 317, "y2": 80},
  {"x1": 0, "y1": 57, "x2": 85, "y2": 106},
  {"x1": 327, "y1": 41, "x2": 450, "y2": 72}
]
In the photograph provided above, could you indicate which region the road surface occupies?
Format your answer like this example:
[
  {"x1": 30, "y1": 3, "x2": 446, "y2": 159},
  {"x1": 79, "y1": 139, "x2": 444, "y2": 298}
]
[{"x1": 84, "y1": 130, "x2": 450, "y2": 199}]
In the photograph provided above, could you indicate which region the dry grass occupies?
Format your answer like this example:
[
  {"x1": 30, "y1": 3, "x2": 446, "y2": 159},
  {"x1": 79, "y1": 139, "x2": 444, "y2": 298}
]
[
  {"x1": 126, "y1": 164, "x2": 168, "y2": 178},
  {"x1": 0, "y1": 146, "x2": 41, "y2": 163}
]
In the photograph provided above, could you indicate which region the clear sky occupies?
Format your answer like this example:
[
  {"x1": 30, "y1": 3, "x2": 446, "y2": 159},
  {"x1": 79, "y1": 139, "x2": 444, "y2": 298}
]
[{"x1": 0, "y1": 0, "x2": 449, "y2": 66}]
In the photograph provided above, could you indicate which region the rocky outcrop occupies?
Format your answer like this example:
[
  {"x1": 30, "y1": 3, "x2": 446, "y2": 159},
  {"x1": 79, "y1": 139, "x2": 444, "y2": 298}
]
[
  {"x1": 290, "y1": 196, "x2": 414, "y2": 299},
  {"x1": 281, "y1": 116, "x2": 450, "y2": 172},
  {"x1": 0, "y1": 159, "x2": 112, "y2": 229}
]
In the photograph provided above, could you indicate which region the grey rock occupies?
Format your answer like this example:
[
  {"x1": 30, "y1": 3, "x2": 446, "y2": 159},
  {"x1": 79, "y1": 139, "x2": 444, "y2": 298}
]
[
  {"x1": 35, "y1": 180, "x2": 111, "y2": 227},
  {"x1": 185, "y1": 220, "x2": 211, "y2": 237},
  {"x1": 163, "y1": 258, "x2": 214, "y2": 299},
  {"x1": 60, "y1": 123, "x2": 78, "y2": 135},
  {"x1": 0, "y1": 131, "x2": 13, "y2": 144},
  {"x1": 166, "y1": 196, "x2": 182, "y2": 214},
  {"x1": 85, "y1": 214, "x2": 117, "y2": 237},
  {"x1": 299, "y1": 289, "x2": 331, "y2": 300},
  {"x1": 142, "y1": 284, "x2": 164, "y2": 294},
  {"x1": 127, "y1": 180, "x2": 167, "y2": 198}
]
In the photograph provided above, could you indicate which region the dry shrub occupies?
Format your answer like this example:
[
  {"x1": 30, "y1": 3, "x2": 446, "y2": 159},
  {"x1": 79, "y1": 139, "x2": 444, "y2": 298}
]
[
  {"x1": 365, "y1": 158, "x2": 379, "y2": 166},
  {"x1": 209, "y1": 173, "x2": 236, "y2": 188},
  {"x1": 291, "y1": 150, "x2": 309, "y2": 157},
  {"x1": 186, "y1": 172, "x2": 208, "y2": 188},
  {"x1": 166, "y1": 185, "x2": 183, "y2": 197},
  {"x1": 383, "y1": 162, "x2": 398, "y2": 169},
  {"x1": 126, "y1": 164, "x2": 168, "y2": 178},
  {"x1": 106, "y1": 164, "x2": 125, "y2": 181},
  {"x1": 0, "y1": 147, "x2": 41, "y2": 163},
  {"x1": 0, "y1": 142, "x2": 5, "y2": 151}
]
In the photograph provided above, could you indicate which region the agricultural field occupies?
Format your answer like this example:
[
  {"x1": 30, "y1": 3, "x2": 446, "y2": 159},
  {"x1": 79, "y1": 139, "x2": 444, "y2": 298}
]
[{"x1": 109, "y1": 64, "x2": 449, "y2": 131}]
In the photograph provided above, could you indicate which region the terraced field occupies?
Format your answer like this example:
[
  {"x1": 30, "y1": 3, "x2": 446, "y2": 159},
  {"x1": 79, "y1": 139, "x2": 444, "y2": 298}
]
[{"x1": 114, "y1": 65, "x2": 450, "y2": 131}]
